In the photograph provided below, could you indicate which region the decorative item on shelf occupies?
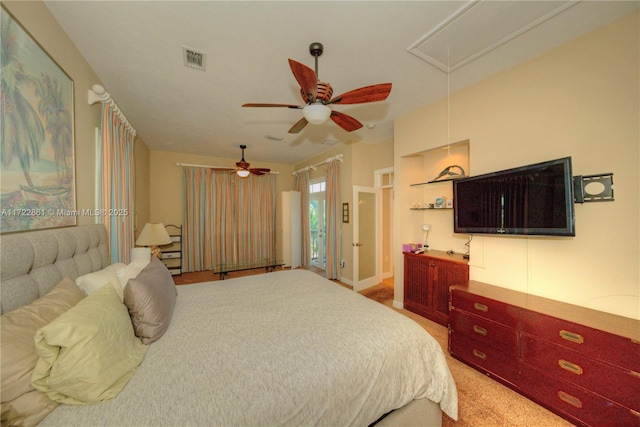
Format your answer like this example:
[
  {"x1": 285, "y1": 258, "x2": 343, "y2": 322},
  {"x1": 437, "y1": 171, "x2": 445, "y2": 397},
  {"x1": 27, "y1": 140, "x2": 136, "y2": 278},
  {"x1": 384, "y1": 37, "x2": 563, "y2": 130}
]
[
  {"x1": 446, "y1": 198, "x2": 454, "y2": 209},
  {"x1": 435, "y1": 197, "x2": 446, "y2": 208},
  {"x1": 430, "y1": 165, "x2": 466, "y2": 183},
  {"x1": 136, "y1": 223, "x2": 172, "y2": 258}
]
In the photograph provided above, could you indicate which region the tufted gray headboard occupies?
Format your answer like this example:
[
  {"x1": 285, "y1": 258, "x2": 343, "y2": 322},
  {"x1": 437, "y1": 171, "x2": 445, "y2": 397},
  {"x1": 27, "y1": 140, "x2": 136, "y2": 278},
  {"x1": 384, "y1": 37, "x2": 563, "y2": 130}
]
[{"x1": 0, "y1": 224, "x2": 110, "y2": 314}]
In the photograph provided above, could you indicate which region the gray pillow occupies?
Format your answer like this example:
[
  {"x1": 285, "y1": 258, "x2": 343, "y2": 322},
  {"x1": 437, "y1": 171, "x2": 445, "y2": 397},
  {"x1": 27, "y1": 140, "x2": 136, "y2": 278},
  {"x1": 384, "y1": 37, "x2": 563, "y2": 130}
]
[{"x1": 123, "y1": 257, "x2": 177, "y2": 344}]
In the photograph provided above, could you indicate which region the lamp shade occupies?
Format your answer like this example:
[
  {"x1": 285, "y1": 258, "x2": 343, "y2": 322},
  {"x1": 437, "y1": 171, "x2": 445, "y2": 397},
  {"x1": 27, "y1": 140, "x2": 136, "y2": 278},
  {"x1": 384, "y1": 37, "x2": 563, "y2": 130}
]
[
  {"x1": 302, "y1": 103, "x2": 331, "y2": 125},
  {"x1": 136, "y1": 223, "x2": 172, "y2": 246},
  {"x1": 236, "y1": 169, "x2": 250, "y2": 178}
]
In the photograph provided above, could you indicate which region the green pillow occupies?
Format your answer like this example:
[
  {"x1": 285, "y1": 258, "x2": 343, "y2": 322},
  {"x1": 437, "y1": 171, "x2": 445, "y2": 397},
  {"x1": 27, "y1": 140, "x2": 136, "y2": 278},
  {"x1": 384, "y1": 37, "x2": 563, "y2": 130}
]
[{"x1": 31, "y1": 284, "x2": 147, "y2": 405}]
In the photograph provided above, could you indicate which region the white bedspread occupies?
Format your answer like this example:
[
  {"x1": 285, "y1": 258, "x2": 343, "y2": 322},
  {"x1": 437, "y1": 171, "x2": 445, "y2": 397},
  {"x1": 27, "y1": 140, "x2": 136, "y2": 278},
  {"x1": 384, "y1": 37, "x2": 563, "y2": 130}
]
[{"x1": 40, "y1": 270, "x2": 457, "y2": 426}]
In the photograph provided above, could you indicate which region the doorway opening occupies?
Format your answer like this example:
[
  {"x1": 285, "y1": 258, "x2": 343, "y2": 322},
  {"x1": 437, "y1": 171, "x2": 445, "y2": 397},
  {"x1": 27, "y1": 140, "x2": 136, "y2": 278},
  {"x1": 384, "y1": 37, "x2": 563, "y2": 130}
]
[{"x1": 377, "y1": 168, "x2": 394, "y2": 292}]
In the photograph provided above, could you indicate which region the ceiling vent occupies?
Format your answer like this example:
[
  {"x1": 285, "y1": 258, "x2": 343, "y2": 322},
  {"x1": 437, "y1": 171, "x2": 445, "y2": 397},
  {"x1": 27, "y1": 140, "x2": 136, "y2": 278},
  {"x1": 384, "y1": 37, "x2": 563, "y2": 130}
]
[{"x1": 182, "y1": 47, "x2": 206, "y2": 71}]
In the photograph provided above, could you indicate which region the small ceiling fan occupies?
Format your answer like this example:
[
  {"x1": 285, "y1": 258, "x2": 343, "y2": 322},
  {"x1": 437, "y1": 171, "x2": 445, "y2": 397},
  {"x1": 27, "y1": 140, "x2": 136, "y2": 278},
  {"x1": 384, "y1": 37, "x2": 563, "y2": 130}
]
[
  {"x1": 242, "y1": 42, "x2": 392, "y2": 134},
  {"x1": 212, "y1": 145, "x2": 270, "y2": 177}
]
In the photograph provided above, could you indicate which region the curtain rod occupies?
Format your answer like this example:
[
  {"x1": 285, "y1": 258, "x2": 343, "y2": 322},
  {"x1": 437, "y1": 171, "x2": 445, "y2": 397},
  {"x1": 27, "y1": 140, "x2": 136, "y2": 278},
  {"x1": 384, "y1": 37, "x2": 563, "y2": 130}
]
[
  {"x1": 176, "y1": 162, "x2": 279, "y2": 174},
  {"x1": 88, "y1": 84, "x2": 136, "y2": 136},
  {"x1": 292, "y1": 153, "x2": 343, "y2": 175}
]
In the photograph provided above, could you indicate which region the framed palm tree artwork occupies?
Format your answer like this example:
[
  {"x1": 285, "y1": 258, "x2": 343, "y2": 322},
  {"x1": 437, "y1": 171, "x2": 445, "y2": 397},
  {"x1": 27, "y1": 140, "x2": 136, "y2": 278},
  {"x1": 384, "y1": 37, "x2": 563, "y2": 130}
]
[{"x1": 1, "y1": 5, "x2": 76, "y2": 233}]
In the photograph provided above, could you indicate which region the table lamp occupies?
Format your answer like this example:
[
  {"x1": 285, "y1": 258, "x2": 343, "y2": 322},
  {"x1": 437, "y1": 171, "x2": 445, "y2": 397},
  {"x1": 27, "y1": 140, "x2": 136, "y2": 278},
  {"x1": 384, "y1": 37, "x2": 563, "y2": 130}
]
[{"x1": 136, "y1": 223, "x2": 172, "y2": 258}]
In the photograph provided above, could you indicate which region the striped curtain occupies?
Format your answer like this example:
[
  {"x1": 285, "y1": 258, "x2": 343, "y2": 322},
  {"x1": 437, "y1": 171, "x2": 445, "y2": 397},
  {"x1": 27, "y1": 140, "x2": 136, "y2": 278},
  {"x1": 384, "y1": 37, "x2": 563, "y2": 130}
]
[
  {"x1": 182, "y1": 168, "x2": 276, "y2": 272},
  {"x1": 182, "y1": 167, "x2": 213, "y2": 272},
  {"x1": 294, "y1": 170, "x2": 310, "y2": 266},
  {"x1": 232, "y1": 173, "x2": 277, "y2": 268},
  {"x1": 325, "y1": 160, "x2": 341, "y2": 279},
  {"x1": 98, "y1": 102, "x2": 135, "y2": 264}
]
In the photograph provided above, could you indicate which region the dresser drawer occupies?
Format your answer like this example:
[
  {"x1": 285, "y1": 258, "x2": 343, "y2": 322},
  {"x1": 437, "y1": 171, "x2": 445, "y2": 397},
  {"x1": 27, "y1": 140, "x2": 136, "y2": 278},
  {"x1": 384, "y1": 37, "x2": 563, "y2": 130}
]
[
  {"x1": 520, "y1": 364, "x2": 640, "y2": 427},
  {"x1": 521, "y1": 335, "x2": 640, "y2": 412},
  {"x1": 450, "y1": 331, "x2": 518, "y2": 385},
  {"x1": 161, "y1": 251, "x2": 181, "y2": 259},
  {"x1": 450, "y1": 308, "x2": 519, "y2": 356},
  {"x1": 521, "y1": 310, "x2": 640, "y2": 373},
  {"x1": 450, "y1": 289, "x2": 520, "y2": 327}
]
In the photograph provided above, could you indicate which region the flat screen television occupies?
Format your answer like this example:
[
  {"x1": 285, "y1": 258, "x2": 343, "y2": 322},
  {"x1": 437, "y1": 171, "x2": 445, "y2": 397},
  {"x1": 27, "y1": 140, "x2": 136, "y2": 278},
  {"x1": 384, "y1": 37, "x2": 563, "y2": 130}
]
[{"x1": 453, "y1": 157, "x2": 575, "y2": 236}]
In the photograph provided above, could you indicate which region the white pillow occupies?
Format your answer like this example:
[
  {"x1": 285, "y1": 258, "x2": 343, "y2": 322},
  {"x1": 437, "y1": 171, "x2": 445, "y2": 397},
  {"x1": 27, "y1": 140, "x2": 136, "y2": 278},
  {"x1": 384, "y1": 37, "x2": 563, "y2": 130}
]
[
  {"x1": 117, "y1": 258, "x2": 151, "y2": 291},
  {"x1": 75, "y1": 263, "x2": 126, "y2": 300}
]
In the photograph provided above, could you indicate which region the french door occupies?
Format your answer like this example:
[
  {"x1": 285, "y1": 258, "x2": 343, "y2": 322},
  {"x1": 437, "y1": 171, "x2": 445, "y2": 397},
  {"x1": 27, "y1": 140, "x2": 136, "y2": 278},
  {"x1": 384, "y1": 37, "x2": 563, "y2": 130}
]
[{"x1": 310, "y1": 190, "x2": 326, "y2": 270}]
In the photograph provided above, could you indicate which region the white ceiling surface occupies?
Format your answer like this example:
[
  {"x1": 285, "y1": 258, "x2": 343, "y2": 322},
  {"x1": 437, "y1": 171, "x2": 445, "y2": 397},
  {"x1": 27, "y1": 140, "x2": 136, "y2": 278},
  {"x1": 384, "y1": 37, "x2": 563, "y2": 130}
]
[{"x1": 45, "y1": 1, "x2": 638, "y2": 166}]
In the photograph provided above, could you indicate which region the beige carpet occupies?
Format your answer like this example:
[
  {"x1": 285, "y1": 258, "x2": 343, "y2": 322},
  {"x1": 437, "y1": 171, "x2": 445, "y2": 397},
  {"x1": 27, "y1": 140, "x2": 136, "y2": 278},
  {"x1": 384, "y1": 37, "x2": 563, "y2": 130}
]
[{"x1": 359, "y1": 280, "x2": 573, "y2": 427}]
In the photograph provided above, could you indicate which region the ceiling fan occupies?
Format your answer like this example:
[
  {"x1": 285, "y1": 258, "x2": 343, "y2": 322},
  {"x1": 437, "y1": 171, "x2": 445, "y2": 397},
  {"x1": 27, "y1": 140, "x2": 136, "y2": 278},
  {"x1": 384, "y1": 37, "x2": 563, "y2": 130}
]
[
  {"x1": 212, "y1": 145, "x2": 270, "y2": 177},
  {"x1": 242, "y1": 42, "x2": 392, "y2": 134}
]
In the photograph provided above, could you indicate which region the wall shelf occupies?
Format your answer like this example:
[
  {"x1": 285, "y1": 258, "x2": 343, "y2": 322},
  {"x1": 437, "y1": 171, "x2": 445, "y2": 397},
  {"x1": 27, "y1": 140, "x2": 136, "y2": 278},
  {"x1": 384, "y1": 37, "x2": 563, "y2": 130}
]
[
  {"x1": 410, "y1": 207, "x2": 453, "y2": 211},
  {"x1": 410, "y1": 178, "x2": 457, "y2": 187}
]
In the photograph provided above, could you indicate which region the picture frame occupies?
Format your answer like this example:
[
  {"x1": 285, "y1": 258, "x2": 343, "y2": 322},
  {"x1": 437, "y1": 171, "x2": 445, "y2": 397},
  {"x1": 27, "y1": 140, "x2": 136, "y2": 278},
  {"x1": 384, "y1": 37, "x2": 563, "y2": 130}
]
[
  {"x1": 1, "y1": 5, "x2": 76, "y2": 233},
  {"x1": 342, "y1": 203, "x2": 349, "y2": 223}
]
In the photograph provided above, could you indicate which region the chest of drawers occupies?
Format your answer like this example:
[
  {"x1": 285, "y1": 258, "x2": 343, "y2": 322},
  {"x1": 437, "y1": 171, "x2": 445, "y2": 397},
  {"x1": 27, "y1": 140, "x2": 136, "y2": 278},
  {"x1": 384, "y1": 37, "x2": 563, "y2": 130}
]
[{"x1": 449, "y1": 281, "x2": 640, "y2": 427}]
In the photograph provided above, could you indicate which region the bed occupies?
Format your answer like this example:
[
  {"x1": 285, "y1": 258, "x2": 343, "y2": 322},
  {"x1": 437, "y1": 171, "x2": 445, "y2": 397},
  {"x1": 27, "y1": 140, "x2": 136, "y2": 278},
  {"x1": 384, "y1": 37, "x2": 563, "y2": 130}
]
[{"x1": 1, "y1": 225, "x2": 458, "y2": 426}]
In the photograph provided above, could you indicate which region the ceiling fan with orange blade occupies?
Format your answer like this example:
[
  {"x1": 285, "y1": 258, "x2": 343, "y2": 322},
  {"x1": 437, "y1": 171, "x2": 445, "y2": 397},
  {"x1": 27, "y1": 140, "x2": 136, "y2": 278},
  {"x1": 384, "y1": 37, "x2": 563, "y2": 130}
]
[
  {"x1": 211, "y1": 145, "x2": 270, "y2": 177},
  {"x1": 242, "y1": 42, "x2": 392, "y2": 134}
]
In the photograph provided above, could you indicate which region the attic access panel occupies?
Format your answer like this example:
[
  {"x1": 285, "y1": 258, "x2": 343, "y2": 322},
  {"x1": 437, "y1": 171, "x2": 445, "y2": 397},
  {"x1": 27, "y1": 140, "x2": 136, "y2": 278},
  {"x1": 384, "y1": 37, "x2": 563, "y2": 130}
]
[{"x1": 407, "y1": 0, "x2": 578, "y2": 72}]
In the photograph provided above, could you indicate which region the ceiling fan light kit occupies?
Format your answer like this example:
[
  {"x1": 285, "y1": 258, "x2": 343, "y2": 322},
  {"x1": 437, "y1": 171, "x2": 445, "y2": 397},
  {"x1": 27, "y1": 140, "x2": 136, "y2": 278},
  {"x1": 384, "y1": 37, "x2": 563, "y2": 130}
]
[
  {"x1": 303, "y1": 103, "x2": 332, "y2": 124},
  {"x1": 242, "y1": 42, "x2": 392, "y2": 134},
  {"x1": 210, "y1": 145, "x2": 271, "y2": 177}
]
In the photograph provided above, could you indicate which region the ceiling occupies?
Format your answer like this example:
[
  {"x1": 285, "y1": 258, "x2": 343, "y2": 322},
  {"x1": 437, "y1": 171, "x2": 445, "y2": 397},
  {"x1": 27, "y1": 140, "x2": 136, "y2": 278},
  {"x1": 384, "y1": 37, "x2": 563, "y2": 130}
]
[{"x1": 44, "y1": 1, "x2": 638, "y2": 166}]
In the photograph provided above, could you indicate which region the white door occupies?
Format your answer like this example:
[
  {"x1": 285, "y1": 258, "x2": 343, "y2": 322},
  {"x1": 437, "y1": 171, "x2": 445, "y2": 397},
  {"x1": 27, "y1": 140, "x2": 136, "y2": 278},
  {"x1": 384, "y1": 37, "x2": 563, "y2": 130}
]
[
  {"x1": 353, "y1": 186, "x2": 381, "y2": 291},
  {"x1": 310, "y1": 191, "x2": 325, "y2": 270}
]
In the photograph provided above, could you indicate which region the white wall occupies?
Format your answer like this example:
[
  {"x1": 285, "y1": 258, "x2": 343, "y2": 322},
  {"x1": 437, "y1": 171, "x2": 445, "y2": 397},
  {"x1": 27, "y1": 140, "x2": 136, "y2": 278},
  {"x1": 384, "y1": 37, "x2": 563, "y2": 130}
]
[{"x1": 394, "y1": 11, "x2": 639, "y2": 319}]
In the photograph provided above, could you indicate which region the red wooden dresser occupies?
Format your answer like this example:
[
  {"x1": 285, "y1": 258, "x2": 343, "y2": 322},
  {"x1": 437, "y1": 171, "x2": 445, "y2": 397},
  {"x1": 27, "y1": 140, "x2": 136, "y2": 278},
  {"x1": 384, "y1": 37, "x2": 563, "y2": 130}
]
[{"x1": 449, "y1": 281, "x2": 640, "y2": 427}]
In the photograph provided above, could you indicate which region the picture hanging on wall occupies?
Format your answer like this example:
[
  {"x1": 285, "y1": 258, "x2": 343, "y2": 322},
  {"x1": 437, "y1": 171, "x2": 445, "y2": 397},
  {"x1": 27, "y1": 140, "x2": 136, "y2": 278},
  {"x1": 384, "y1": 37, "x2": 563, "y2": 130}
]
[
  {"x1": 342, "y1": 203, "x2": 349, "y2": 223},
  {"x1": 1, "y1": 5, "x2": 76, "y2": 233}
]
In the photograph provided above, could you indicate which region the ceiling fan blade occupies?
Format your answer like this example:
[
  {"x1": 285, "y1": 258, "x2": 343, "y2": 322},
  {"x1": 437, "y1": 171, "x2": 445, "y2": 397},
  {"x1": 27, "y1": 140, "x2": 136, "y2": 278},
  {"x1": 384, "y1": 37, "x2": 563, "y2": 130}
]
[
  {"x1": 288, "y1": 117, "x2": 309, "y2": 134},
  {"x1": 288, "y1": 59, "x2": 317, "y2": 102},
  {"x1": 330, "y1": 111, "x2": 363, "y2": 132},
  {"x1": 250, "y1": 168, "x2": 271, "y2": 175},
  {"x1": 329, "y1": 83, "x2": 392, "y2": 105},
  {"x1": 242, "y1": 103, "x2": 302, "y2": 109}
]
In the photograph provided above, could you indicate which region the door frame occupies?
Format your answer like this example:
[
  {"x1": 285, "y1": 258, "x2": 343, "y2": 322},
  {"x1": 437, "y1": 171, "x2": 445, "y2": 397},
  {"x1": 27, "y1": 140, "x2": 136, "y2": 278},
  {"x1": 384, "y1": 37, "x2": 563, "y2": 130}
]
[{"x1": 352, "y1": 185, "x2": 382, "y2": 292}]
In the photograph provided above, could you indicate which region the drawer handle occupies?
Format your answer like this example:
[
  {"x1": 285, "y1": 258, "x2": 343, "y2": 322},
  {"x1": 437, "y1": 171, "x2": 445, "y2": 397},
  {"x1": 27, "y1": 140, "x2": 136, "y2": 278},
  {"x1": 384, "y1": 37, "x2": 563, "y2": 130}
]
[
  {"x1": 559, "y1": 359, "x2": 583, "y2": 375},
  {"x1": 559, "y1": 330, "x2": 584, "y2": 344},
  {"x1": 473, "y1": 302, "x2": 488, "y2": 313},
  {"x1": 557, "y1": 391, "x2": 582, "y2": 409},
  {"x1": 473, "y1": 325, "x2": 488, "y2": 336},
  {"x1": 472, "y1": 349, "x2": 487, "y2": 360}
]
